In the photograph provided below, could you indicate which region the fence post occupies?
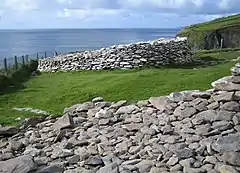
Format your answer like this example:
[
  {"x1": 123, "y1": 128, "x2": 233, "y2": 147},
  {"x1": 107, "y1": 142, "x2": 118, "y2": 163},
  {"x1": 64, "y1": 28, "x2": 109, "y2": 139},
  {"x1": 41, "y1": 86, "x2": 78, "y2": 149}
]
[
  {"x1": 14, "y1": 56, "x2": 18, "y2": 70},
  {"x1": 45, "y1": 52, "x2": 47, "y2": 58},
  {"x1": 4, "y1": 58, "x2": 7, "y2": 72},
  {"x1": 22, "y1": 55, "x2": 25, "y2": 65},
  {"x1": 26, "y1": 55, "x2": 29, "y2": 63}
]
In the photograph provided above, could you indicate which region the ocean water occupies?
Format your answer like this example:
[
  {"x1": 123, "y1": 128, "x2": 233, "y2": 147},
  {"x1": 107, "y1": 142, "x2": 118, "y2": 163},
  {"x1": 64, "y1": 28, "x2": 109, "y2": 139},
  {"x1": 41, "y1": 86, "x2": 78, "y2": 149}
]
[{"x1": 0, "y1": 28, "x2": 179, "y2": 61}]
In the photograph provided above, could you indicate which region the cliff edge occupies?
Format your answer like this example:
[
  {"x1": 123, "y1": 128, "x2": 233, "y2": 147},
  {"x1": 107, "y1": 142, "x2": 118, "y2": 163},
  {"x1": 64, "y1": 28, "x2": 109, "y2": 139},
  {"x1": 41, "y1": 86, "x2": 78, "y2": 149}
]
[{"x1": 177, "y1": 14, "x2": 240, "y2": 50}]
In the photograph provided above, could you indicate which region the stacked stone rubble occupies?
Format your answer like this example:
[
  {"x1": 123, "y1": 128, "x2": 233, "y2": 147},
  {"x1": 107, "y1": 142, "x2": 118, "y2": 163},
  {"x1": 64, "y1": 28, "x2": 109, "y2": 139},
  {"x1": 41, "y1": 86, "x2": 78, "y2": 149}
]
[
  {"x1": 37, "y1": 37, "x2": 193, "y2": 72},
  {"x1": 1, "y1": 64, "x2": 240, "y2": 173}
]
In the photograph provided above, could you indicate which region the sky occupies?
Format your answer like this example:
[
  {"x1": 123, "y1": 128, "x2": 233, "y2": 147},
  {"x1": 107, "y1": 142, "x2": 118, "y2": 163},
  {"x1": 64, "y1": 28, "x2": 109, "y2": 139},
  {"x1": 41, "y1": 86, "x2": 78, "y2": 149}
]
[{"x1": 0, "y1": 0, "x2": 239, "y2": 29}]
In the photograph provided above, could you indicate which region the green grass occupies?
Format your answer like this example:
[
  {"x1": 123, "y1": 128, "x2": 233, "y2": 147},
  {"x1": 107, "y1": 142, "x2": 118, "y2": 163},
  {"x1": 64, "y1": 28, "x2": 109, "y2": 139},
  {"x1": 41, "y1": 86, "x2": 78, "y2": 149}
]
[
  {"x1": 179, "y1": 14, "x2": 240, "y2": 34},
  {"x1": 0, "y1": 51, "x2": 240, "y2": 125}
]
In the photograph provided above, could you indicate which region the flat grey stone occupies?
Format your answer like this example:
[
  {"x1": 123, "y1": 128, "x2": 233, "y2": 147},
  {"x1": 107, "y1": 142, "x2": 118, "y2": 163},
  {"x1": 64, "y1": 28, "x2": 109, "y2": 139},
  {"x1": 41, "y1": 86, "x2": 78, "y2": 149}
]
[
  {"x1": 53, "y1": 114, "x2": 74, "y2": 130},
  {"x1": 204, "y1": 156, "x2": 218, "y2": 164},
  {"x1": 96, "y1": 162, "x2": 119, "y2": 173},
  {"x1": 35, "y1": 165, "x2": 64, "y2": 173},
  {"x1": 212, "y1": 92, "x2": 234, "y2": 102},
  {"x1": 122, "y1": 159, "x2": 142, "y2": 166},
  {"x1": 0, "y1": 155, "x2": 37, "y2": 173},
  {"x1": 191, "y1": 91, "x2": 211, "y2": 98},
  {"x1": 183, "y1": 167, "x2": 205, "y2": 173},
  {"x1": 149, "y1": 96, "x2": 172, "y2": 112},
  {"x1": 0, "y1": 126, "x2": 18, "y2": 137},
  {"x1": 170, "y1": 164, "x2": 183, "y2": 172},
  {"x1": 74, "y1": 147, "x2": 91, "y2": 161},
  {"x1": 174, "y1": 107, "x2": 197, "y2": 120},
  {"x1": 221, "y1": 152, "x2": 240, "y2": 166},
  {"x1": 99, "y1": 119, "x2": 110, "y2": 125},
  {"x1": 179, "y1": 158, "x2": 195, "y2": 168},
  {"x1": 9, "y1": 140, "x2": 24, "y2": 151},
  {"x1": 140, "y1": 126, "x2": 156, "y2": 135},
  {"x1": 216, "y1": 110, "x2": 234, "y2": 121},
  {"x1": 220, "y1": 101, "x2": 240, "y2": 112},
  {"x1": 216, "y1": 164, "x2": 238, "y2": 173},
  {"x1": 135, "y1": 160, "x2": 154, "y2": 173},
  {"x1": 214, "y1": 81, "x2": 240, "y2": 91},
  {"x1": 122, "y1": 123, "x2": 142, "y2": 132},
  {"x1": 212, "y1": 132, "x2": 240, "y2": 152},
  {"x1": 116, "y1": 105, "x2": 139, "y2": 114},
  {"x1": 85, "y1": 156, "x2": 104, "y2": 166},
  {"x1": 167, "y1": 156, "x2": 179, "y2": 166},
  {"x1": 193, "y1": 110, "x2": 217, "y2": 124},
  {"x1": 51, "y1": 148, "x2": 73, "y2": 159},
  {"x1": 212, "y1": 121, "x2": 232, "y2": 131},
  {"x1": 67, "y1": 155, "x2": 80, "y2": 164},
  {"x1": 207, "y1": 102, "x2": 219, "y2": 110},
  {"x1": 137, "y1": 100, "x2": 149, "y2": 107},
  {"x1": 76, "y1": 102, "x2": 95, "y2": 112},
  {"x1": 110, "y1": 100, "x2": 127, "y2": 109},
  {"x1": 175, "y1": 148, "x2": 193, "y2": 159},
  {"x1": 232, "y1": 76, "x2": 240, "y2": 83}
]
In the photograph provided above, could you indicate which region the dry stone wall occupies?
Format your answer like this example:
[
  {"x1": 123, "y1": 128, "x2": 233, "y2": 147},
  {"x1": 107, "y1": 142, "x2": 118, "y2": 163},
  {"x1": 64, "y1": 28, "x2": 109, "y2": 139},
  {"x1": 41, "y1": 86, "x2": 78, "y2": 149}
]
[
  {"x1": 38, "y1": 37, "x2": 193, "y2": 72},
  {"x1": 1, "y1": 64, "x2": 240, "y2": 173}
]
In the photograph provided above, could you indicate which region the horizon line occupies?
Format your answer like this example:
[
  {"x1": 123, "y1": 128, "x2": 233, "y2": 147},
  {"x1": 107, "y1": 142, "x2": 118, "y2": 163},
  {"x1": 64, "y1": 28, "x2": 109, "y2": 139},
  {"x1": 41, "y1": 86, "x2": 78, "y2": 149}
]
[{"x1": 0, "y1": 27, "x2": 183, "y2": 30}]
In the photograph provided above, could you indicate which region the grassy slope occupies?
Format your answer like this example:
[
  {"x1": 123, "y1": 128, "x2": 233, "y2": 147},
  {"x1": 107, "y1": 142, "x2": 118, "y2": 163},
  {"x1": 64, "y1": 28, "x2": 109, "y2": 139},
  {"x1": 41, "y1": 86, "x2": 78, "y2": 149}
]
[
  {"x1": 0, "y1": 50, "x2": 240, "y2": 125},
  {"x1": 179, "y1": 14, "x2": 240, "y2": 35},
  {"x1": 178, "y1": 14, "x2": 240, "y2": 48}
]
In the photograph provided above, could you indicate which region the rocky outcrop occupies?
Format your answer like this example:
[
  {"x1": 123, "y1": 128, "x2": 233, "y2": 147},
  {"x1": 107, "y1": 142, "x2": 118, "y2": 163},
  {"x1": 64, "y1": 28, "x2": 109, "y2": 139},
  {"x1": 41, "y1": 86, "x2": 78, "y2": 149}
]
[
  {"x1": 37, "y1": 37, "x2": 193, "y2": 72},
  {"x1": 204, "y1": 26, "x2": 240, "y2": 50},
  {"x1": 1, "y1": 63, "x2": 240, "y2": 172},
  {"x1": 177, "y1": 26, "x2": 240, "y2": 50}
]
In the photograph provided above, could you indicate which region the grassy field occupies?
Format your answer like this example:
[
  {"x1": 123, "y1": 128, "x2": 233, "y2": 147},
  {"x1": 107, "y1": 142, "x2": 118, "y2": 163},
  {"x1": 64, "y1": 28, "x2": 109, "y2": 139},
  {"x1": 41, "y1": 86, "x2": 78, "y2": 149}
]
[
  {"x1": 178, "y1": 14, "x2": 240, "y2": 34},
  {"x1": 0, "y1": 50, "x2": 240, "y2": 125}
]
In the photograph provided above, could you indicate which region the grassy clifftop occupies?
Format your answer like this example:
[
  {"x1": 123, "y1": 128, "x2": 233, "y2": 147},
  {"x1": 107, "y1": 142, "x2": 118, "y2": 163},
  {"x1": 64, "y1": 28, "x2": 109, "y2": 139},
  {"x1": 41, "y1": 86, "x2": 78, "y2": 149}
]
[{"x1": 177, "y1": 14, "x2": 240, "y2": 49}]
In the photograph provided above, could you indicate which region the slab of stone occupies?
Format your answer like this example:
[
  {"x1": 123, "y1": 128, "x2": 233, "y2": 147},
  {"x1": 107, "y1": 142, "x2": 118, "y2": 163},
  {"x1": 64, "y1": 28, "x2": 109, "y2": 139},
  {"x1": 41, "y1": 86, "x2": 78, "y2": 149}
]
[
  {"x1": 212, "y1": 133, "x2": 240, "y2": 152},
  {"x1": 212, "y1": 92, "x2": 234, "y2": 102},
  {"x1": 53, "y1": 114, "x2": 74, "y2": 130},
  {"x1": 85, "y1": 156, "x2": 104, "y2": 166},
  {"x1": 149, "y1": 96, "x2": 172, "y2": 112},
  {"x1": 0, "y1": 155, "x2": 37, "y2": 173},
  {"x1": 116, "y1": 105, "x2": 139, "y2": 114},
  {"x1": 0, "y1": 126, "x2": 18, "y2": 137},
  {"x1": 220, "y1": 101, "x2": 240, "y2": 112},
  {"x1": 96, "y1": 162, "x2": 119, "y2": 173},
  {"x1": 35, "y1": 164, "x2": 64, "y2": 173},
  {"x1": 221, "y1": 152, "x2": 240, "y2": 166}
]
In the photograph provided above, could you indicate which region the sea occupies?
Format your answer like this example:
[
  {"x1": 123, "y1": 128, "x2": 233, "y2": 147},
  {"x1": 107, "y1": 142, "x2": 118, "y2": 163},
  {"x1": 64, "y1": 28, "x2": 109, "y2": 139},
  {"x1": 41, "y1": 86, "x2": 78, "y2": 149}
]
[{"x1": 0, "y1": 28, "x2": 179, "y2": 66}]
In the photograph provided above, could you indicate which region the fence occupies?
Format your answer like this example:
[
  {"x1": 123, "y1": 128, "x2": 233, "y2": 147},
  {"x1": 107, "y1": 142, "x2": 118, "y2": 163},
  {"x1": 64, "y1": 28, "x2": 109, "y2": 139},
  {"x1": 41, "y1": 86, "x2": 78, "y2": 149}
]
[{"x1": 0, "y1": 51, "x2": 58, "y2": 75}]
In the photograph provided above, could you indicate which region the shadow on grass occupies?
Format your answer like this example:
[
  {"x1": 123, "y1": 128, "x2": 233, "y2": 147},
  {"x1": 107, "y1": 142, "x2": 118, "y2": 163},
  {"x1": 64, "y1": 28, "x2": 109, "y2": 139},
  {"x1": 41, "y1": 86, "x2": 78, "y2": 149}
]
[
  {"x1": 0, "y1": 61, "x2": 39, "y2": 95},
  {"x1": 141, "y1": 56, "x2": 228, "y2": 70}
]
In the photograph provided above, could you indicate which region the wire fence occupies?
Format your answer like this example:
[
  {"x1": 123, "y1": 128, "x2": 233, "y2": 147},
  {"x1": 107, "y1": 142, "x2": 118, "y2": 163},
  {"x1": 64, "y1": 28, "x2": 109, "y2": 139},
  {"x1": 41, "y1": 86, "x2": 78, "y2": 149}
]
[{"x1": 0, "y1": 50, "x2": 59, "y2": 75}]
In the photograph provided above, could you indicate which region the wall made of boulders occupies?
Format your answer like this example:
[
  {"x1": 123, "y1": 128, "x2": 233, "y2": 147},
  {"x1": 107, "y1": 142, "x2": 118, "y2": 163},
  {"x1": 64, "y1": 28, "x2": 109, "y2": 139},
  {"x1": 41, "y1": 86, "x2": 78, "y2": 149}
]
[{"x1": 38, "y1": 37, "x2": 193, "y2": 72}]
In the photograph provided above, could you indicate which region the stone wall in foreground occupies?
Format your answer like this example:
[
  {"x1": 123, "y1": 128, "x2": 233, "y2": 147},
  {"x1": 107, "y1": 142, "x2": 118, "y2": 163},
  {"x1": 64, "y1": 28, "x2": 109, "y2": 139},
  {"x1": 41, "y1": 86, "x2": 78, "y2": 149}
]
[
  {"x1": 1, "y1": 63, "x2": 240, "y2": 173},
  {"x1": 38, "y1": 37, "x2": 193, "y2": 72}
]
